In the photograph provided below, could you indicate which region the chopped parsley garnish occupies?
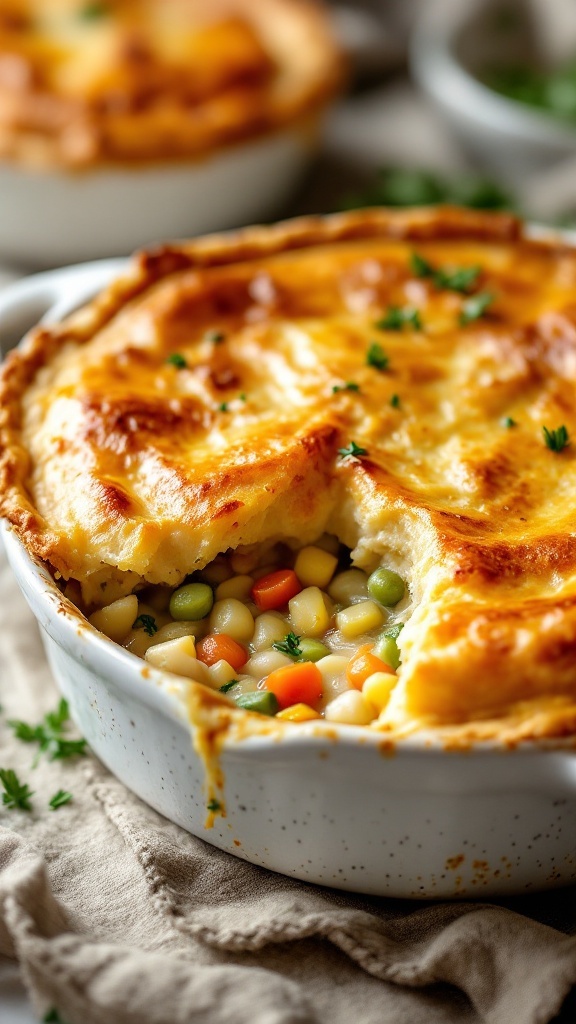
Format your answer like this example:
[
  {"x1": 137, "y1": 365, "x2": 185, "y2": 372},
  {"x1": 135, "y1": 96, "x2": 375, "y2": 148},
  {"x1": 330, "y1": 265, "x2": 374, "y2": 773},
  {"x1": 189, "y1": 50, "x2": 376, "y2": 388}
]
[
  {"x1": 0, "y1": 768, "x2": 33, "y2": 810},
  {"x1": 410, "y1": 252, "x2": 480, "y2": 293},
  {"x1": 219, "y1": 680, "x2": 238, "y2": 693},
  {"x1": 459, "y1": 291, "x2": 494, "y2": 325},
  {"x1": 375, "y1": 306, "x2": 422, "y2": 331},
  {"x1": 332, "y1": 381, "x2": 360, "y2": 394},
  {"x1": 78, "y1": 1, "x2": 109, "y2": 19},
  {"x1": 543, "y1": 424, "x2": 570, "y2": 452},
  {"x1": 8, "y1": 698, "x2": 87, "y2": 762},
  {"x1": 390, "y1": 393, "x2": 401, "y2": 409},
  {"x1": 272, "y1": 632, "x2": 302, "y2": 658},
  {"x1": 204, "y1": 330, "x2": 225, "y2": 345},
  {"x1": 132, "y1": 614, "x2": 158, "y2": 636},
  {"x1": 338, "y1": 441, "x2": 368, "y2": 460},
  {"x1": 239, "y1": 392, "x2": 247, "y2": 402},
  {"x1": 165, "y1": 353, "x2": 187, "y2": 369},
  {"x1": 366, "y1": 342, "x2": 389, "y2": 371},
  {"x1": 502, "y1": 416, "x2": 517, "y2": 428},
  {"x1": 207, "y1": 798, "x2": 221, "y2": 812},
  {"x1": 217, "y1": 402, "x2": 229, "y2": 412},
  {"x1": 49, "y1": 789, "x2": 73, "y2": 811},
  {"x1": 383, "y1": 622, "x2": 404, "y2": 640}
]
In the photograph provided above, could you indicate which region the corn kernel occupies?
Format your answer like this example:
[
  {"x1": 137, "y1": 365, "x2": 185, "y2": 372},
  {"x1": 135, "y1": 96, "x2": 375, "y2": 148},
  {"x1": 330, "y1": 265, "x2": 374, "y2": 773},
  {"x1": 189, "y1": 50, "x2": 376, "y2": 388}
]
[
  {"x1": 324, "y1": 690, "x2": 375, "y2": 725},
  {"x1": 336, "y1": 600, "x2": 385, "y2": 638},
  {"x1": 294, "y1": 546, "x2": 338, "y2": 588},
  {"x1": 215, "y1": 575, "x2": 254, "y2": 602},
  {"x1": 89, "y1": 594, "x2": 138, "y2": 643},
  {"x1": 289, "y1": 586, "x2": 329, "y2": 637},
  {"x1": 315, "y1": 655, "x2": 349, "y2": 696},
  {"x1": 362, "y1": 671, "x2": 396, "y2": 713},
  {"x1": 276, "y1": 703, "x2": 321, "y2": 722},
  {"x1": 153, "y1": 619, "x2": 208, "y2": 644}
]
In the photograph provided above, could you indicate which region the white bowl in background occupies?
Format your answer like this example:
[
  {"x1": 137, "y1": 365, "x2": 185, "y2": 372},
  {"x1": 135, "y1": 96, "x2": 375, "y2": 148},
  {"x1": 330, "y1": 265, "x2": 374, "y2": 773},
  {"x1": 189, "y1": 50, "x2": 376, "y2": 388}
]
[
  {"x1": 3, "y1": 258, "x2": 576, "y2": 899},
  {"x1": 0, "y1": 124, "x2": 318, "y2": 269},
  {"x1": 410, "y1": 0, "x2": 576, "y2": 184}
]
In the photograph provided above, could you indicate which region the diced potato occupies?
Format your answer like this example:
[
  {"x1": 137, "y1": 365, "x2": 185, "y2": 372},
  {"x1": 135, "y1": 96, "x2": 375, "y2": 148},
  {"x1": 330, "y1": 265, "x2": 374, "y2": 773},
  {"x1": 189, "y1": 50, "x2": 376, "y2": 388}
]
[
  {"x1": 89, "y1": 594, "x2": 138, "y2": 642},
  {"x1": 153, "y1": 620, "x2": 208, "y2": 644},
  {"x1": 336, "y1": 600, "x2": 385, "y2": 638},
  {"x1": 289, "y1": 586, "x2": 329, "y2": 637},
  {"x1": 123, "y1": 629, "x2": 158, "y2": 658},
  {"x1": 208, "y1": 659, "x2": 239, "y2": 687},
  {"x1": 221, "y1": 676, "x2": 260, "y2": 699},
  {"x1": 145, "y1": 635, "x2": 207, "y2": 683},
  {"x1": 245, "y1": 650, "x2": 292, "y2": 679},
  {"x1": 324, "y1": 690, "x2": 375, "y2": 725},
  {"x1": 328, "y1": 569, "x2": 369, "y2": 606},
  {"x1": 252, "y1": 612, "x2": 289, "y2": 651},
  {"x1": 315, "y1": 655, "x2": 349, "y2": 697},
  {"x1": 294, "y1": 546, "x2": 338, "y2": 588},
  {"x1": 362, "y1": 672, "x2": 396, "y2": 713},
  {"x1": 215, "y1": 575, "x2": 254, "y2": 602},
  {"x1": 209, "y1": 598, "x2": 254, "y2": 643}
]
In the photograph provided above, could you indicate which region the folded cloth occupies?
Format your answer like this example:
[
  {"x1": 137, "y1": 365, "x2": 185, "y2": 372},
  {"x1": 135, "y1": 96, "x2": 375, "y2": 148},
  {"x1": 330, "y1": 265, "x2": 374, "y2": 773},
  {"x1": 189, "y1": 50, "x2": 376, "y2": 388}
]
[{"x1": 1, "y1": 546, "x2": 576, "y2": 1024}]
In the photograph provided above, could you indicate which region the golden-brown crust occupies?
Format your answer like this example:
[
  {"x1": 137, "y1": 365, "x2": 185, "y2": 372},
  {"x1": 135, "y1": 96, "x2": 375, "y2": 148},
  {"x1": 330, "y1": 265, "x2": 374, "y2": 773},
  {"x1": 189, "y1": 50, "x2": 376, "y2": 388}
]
[
  {"x1": 7, "y1": 204, "x2": 576, "y2": 739},
  {"x1": 0, "y1": 0, "x2": 343, "y2": 170}
]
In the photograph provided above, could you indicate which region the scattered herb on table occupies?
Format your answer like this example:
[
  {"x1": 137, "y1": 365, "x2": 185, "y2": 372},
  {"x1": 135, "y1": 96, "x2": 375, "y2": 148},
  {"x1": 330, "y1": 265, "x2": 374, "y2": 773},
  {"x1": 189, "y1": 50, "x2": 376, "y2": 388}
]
[
  {"x1": 543, "y1": 424, "x2": 570, "y2": 452},
  {"x1": 43, "y1": 1009, "x2": 67, "y2": 1024},
  {"x1": 0, "y1": 768, "x2": 34, "y2": 810},
  {"x1": 272, "y1": 632, "x2": 302, "y2": 659},
  {"x1": 8, "y1": 698, "x2": 87, "y2": 762},
  {"x1": 459, "y1": 292, "x2": 494, "y2": 325},
  {"x1": 165, "y1": 353, "x2": 187, "y2": 369},
  {"x1": 340, "y1": 167, "x2": 513, "y2": 213},
  {"x1": 366, "y1": 342, "x2": 389, "y2": 371},
  {"x1": 375, "y1": 306, "x2": 422, "y2": 331},
  {"x1": 132, "y1": 613, "x2": 158, "y2": 636},
  {"x1": 338, "y1": 441, "x2": 368, "y2": 460},
  {"x1": 207, "y1": 798, "x2": 221, "y2": 812},
  {"x1": 49, "y1": 790, "x2": 73, "y2": 811}
]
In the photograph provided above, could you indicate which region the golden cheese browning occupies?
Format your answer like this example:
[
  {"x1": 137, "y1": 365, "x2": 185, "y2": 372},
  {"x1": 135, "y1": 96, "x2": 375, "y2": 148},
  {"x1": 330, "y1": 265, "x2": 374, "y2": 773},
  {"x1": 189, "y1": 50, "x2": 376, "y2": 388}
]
[
  {"x1": 0, "y1": 0, "x2": 342, "y2": 168},
  {"x1": 5, "y1": 205, "x2": 576, "y2": 736}
]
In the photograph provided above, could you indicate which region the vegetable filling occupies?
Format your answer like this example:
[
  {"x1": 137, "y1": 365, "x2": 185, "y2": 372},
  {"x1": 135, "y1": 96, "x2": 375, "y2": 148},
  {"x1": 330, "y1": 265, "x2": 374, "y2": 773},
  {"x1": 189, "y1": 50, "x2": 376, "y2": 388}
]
[{"x1": 84, "y1": 536, "x2": 408, "y2": 726}]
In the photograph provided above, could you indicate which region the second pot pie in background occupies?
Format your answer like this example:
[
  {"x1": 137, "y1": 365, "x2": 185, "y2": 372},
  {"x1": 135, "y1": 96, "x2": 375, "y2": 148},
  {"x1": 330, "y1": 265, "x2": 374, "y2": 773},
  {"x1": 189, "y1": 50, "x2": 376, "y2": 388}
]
[
  {"x1": 0, "y1": 0, "x2": 343, "y2": 263},
  {"x1": 4, "y1": 207, "x2": 576, "y2": 739}
]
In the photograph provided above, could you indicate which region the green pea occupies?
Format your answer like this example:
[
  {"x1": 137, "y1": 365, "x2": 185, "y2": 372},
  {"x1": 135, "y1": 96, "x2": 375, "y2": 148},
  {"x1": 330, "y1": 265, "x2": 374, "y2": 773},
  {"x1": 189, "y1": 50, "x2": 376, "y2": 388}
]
[
  {"x1": 298, "y1": 638, "x2": 330, "y2": 662},
  {"x1": 169, "y1": 582, "x2": 213, "y2": 621},
  {"x1": 373, "y1": 634, "x2": 401, "y2": 670},
  {"x1": 367, "y1": 567, "x2": 405, "y2": 607},
  {"x1": 235, "y1": 691, "x2": 279, "y2": 716}
]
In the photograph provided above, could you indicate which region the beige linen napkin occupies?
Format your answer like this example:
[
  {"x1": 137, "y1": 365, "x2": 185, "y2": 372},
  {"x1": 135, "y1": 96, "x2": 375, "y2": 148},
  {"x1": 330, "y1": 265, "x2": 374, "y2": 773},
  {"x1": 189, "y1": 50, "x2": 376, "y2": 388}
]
[{"x1": 1, "y1": 546, "x2": 576, "y2": 1024}]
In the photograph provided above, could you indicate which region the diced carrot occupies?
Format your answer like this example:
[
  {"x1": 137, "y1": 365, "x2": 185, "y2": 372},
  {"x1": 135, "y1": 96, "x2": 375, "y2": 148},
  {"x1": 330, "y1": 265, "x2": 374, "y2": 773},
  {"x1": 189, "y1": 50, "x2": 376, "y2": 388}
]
[
  {"x1": 196, "y1": 633, "x2": 247, "y2": 671},
  {"x1": 265, "y1": 661, "x2": 323, "y2": 710},
  {"x1": 251, "y1": 569, "x2": 301, "y2": 611},
  {"x1": 346, "y1": 643, "x2": 395, "y2": 690}
]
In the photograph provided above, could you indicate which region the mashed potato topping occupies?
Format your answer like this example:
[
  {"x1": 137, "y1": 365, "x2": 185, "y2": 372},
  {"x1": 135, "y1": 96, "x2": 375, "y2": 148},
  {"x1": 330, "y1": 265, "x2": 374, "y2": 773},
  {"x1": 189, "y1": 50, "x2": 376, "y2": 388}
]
[{"x1": 4, "y1": 206, "x2": 576, "y2": 736}]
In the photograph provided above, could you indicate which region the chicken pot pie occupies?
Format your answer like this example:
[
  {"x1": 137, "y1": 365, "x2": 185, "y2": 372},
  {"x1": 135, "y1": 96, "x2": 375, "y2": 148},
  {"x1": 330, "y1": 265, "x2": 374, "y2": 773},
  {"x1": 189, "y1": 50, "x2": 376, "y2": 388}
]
[
  {"x1": 4, "y1": 206, "x2": 576, "y2": 739},
  {"x1": 0, "y1": 0, "x2": 342, "y2": 169}
]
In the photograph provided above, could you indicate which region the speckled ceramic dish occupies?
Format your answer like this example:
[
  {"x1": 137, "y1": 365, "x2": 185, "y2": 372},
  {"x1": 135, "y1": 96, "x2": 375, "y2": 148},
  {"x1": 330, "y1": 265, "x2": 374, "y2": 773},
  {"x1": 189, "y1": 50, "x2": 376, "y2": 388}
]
[{"x1": 3, "y1": 262, "x2": 576, "y2": 899}]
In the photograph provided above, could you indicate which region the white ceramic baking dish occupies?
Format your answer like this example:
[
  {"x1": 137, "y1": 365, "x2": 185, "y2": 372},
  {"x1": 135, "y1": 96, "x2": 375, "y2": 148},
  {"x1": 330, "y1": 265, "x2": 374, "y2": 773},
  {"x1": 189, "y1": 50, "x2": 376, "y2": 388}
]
[
  {"x1": 0, "y1": 124, "x2": 317, "y2": 268},
  {"x1": 3, "y1": 261, "x2": 576, "y2": 900}
]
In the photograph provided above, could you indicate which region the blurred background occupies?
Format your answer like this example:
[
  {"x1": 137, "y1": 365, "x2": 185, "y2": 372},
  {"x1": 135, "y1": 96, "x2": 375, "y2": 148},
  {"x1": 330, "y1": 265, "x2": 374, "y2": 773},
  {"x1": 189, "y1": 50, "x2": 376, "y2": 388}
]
[{"x1": 4, "y1": 0, "x2": 576, "y2": 275}]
